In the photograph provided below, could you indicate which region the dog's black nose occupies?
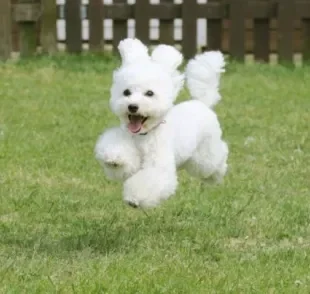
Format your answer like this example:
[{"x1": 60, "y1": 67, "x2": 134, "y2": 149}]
[{"x1": 128, "y1": 104, "x2": 139, "y2": 113}]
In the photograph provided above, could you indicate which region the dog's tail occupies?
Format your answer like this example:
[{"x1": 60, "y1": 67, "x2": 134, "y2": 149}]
[{"x1": 185, "y1": 51, "x2": 225, "y2": 108}]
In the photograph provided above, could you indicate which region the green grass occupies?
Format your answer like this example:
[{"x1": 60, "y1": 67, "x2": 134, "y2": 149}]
[{"x1": 0, "y1": 54, "x2": 309, "y2": 293}]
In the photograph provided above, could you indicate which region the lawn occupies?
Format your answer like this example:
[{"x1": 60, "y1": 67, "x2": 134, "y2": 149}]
[{"x1": 0, "y1": 54, "x2": 309, "y2": 294}]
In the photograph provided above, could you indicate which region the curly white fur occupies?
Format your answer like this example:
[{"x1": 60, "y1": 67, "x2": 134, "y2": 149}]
[
  {"x1": 95, "y1": 38, "x2": 229, "y2": 208},
  {"x1": 186, "y1": 51, "x2": 225, "y2": 107}
]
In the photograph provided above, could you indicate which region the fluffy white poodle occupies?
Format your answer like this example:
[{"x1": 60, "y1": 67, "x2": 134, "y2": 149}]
[{"x1": 95, "y1": 38, "x2": 228, "y2": 208}]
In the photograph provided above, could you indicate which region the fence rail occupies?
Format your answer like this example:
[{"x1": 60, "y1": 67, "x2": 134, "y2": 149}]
[{"x1": 1, "y1": 0, "x2": 310, "y2": 63}]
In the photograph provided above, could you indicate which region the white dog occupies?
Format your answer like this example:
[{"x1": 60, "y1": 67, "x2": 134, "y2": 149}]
[{"x1": 95, "y1": 38, "x2": 228, "y2": 208}]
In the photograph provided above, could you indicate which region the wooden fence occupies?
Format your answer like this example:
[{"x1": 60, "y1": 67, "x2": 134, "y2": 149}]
[{"x1": 1, "y1": 0, "x2": 310, "y2": 62}]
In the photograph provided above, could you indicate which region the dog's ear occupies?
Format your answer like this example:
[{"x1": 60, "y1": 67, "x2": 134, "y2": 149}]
[
  {"x1": 151, "y1": 45, "x2": 183, "y2": 72},
  {"x1": 118, "y1": 38, "x2": 150, "y2": 66}
]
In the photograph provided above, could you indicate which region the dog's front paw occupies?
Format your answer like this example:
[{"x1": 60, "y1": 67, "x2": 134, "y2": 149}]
[
  {"x1": 97, "y1": 152, "x2": 124, "y2": 169},
  {"x1": 102, "y1": 158, "x2": 123, "y2": 168},
  {"x1": 96, "y1": 152, "x2": 134, "y2": 182},
  {"x1": 123, "y1": 168, "x2": 178, "y2": 209},
  {"x1": 123, "y1": 180, "x2": 160, "y2": 208},
  {"x1": 123, "y1": 192, "x2": 161, "y2": 209},
  {"x1": 101, "y1": 159, "x2": 132, "y2": 182},
  {"x1": 95, "y1": 127, "x2": 141, "y2": 181},
  {"x1": 123, "y1": 173, "x2": 161, "y2": 209},
  {"x1": 123, "y1": 196, "x2": 140, "y2": 209}
]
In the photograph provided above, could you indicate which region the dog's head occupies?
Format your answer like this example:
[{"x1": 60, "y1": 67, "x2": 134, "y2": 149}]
[{"x1": 110, "y1": 38, "x2": 184, "y2": 135}]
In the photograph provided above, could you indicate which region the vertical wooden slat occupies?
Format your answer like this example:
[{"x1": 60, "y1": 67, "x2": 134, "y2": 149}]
[
  {"x1": 252, "y1": 0, "x2": 269, "y2": 62},
  {"x1": 159, "y1": 0, "x2": 174, "y2": 45},
  {"x1": 229, "y1": 0, "x2": 246, "y2": 61},
  {"x1": 228, "y1": 0, "x2": 244, "y2": 60},
  {"x1": 41, "y1": 0, "x2": 57, "y2": 54},
  {"x1": 65, "y1": 0, "x2": 82, "y2": 53},
  {"x1": 11, "y1": 0, "x2": 19, "y2": 52},
  {"x1": 17, "y1": 0, "x2": 40, "y2": 58},
  {"x1": 207, "y1": 0, "x2": 222, "y2": 51},
  {"x1": 113, "y1": 0, "x2": 127, "y2": 53},
  {"x1": 254, "y1": 18, "x2": 270, "y2": 62},
  {"x1": 182, "y1": 0, "x2": 197, "y2": 59},
  {"x1": 19, "y1": 23, "x2": 37, "y2": 57},
  {"x1": 278, "y1": 0, "x2": 295, "y2": 63},
  {"x1": 135, "y1": 0, "x2": 149, "y2": 45},
  {"x1": 0, "y1": 0, "x2": 12, "y2": 60},
  {"x1": 89, "y1": 0, "x2": 104, "y2": 52},
  {"x1": 303, "y1": 19, "x2": 310, "y2": 62}
]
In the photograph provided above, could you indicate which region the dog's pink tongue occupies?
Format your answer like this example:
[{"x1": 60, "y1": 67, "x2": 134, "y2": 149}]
[{"x1": 128, "y1": 116, "x2": 143, "y2": 133}]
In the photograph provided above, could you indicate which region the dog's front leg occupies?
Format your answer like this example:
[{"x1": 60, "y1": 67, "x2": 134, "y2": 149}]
[
  {"x1": 95, "y1": 127, "x2": 141, "y2": 181},
  {"x1": 123, "y1": 167, "x2": 177, "y2": 208},
  {"x1": 123, "y1": 138, "x2": 177, "y2": 208}
]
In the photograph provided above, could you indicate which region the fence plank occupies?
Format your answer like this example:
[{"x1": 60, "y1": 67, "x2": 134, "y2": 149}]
[
  {"x1": 278, "y1": 0, "x2": 295, "y2": 63},
  {"x1": 247, "y1": 1, "x2": 275, "y2": 19},
  {"x1": 253, "y1": 0, "x2": 269, "y2": 62},
  {"x1": 89, "y1": 0, "x2": 104, "y2": 52},
  {"x1": 41, "y1": 0, "x2": 57, "y2": 54},
  {"x1": 207, "y1": 0, "x2": 222, "y2": 51},
  {"x1": 182, "y1": 0, "x2": 197, "y2": 59},
  {"x1": 302, "y1": 19, "x2": 310, "y2": 62},
  {"x1": 253, "y1": 19, "x2": 269, "y2": 62},
  {"x1": 229, "y1": 0, "x2": 246, "y2": 61},
  {"x1": 65, "y1": 0, "x2": 82, "y2": 53},
  {"x1": 19, "y1": 23, "x2": 37, "y2": 57},
  {"x1": 296, "y1": 2, "x2": 310, "y2": 19},
  {"x1": 15, "y1": 0, "x2": 40, "y2": 57},
  {"x1": 253, "y1": 0, "x2": 269, "y2": 61},
  {"x1": 0, "y1": 0, "x2": 12, "y2": 60},
  {"x1": 113, "y1": 0, "x2": 127, "y2": 53},
  {"x1": 135, "y1": 0, "x2": 149, "y2": 45},
  {"x1": 159, "y1": 0, "x2": 174, "y2": 45}
]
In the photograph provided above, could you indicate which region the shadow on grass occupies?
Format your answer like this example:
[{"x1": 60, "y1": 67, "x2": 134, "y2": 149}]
[
  {"x1": 0, "y1": 180, "x2": 243, "y2": 260},
  {"x1": 0, "y1": 204, "x2": 227, "y2": 261}
]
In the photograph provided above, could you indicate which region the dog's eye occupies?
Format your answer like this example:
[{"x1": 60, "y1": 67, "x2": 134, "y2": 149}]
[
  {"x1": 145, "y1": 90, "x2": 154, "y2": 97},
  {"x1": 123, "y1": 89, "x2": 131, "y2": 96}
]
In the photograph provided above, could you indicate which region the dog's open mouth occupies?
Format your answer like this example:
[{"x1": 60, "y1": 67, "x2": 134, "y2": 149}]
[{"x1": 128, "y1": 115, "x2": 148, "y2": 133}]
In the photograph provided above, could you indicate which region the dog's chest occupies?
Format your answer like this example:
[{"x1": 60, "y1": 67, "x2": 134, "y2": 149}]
[
  {"x1": 134, "y1": 135, "x2": 158, "y2": 157},
  {"x1": 133, "y1": 131, "x2": 169, "y2": 167}
]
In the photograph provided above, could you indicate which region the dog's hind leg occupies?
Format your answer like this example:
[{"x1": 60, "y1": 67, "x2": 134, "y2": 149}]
[
  {"x1": 95, "y1": 127, "x2": 141, "y2": 181},
  {"x1": 184, "y1": 139, "x2": 228, "y2": 184}
]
